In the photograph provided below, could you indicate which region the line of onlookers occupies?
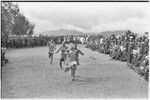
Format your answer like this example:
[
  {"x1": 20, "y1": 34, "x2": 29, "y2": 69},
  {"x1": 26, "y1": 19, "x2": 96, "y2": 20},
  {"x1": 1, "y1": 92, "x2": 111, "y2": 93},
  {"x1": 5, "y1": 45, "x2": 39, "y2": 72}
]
[{"x1": 85, "y1": 30, "x2": 149, "y2": 81}]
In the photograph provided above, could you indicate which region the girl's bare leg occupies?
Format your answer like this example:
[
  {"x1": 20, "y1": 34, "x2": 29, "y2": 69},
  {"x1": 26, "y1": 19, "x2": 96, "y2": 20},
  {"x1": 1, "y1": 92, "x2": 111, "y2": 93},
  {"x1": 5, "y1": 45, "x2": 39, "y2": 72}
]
[
  {"x1": 71, "y1": 65, "x2": 76, "y2": 81},
  {"x1": 50, "y1": 54, "x2": 53, "y2": 64},
  {"x1": 59, "y1": 59, "x2": 63, "y2": 69}
]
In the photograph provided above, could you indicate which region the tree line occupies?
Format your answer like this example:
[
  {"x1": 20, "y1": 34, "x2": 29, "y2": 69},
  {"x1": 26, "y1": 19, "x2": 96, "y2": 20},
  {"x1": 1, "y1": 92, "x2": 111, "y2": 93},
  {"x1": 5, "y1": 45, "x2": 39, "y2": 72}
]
[{"x1": 1, "y1": 2, "x2": 35, "y2": 47}]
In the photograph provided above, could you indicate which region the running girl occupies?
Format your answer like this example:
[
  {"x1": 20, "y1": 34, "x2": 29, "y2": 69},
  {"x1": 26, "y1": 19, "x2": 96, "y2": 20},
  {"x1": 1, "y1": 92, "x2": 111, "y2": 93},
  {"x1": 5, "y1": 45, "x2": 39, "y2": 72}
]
[
  {"x1": 74, "y1": 44, "x2": 84, "y2": 65},
  {"x1": 55, "y1": 41, "x2": 68, "y2": 69},
  {"x1": 47, "y1": 40, "x2": 56, "y2": 64},
  {"x1": 64, "y1": 43, "x2": 84, "y2": 81}
]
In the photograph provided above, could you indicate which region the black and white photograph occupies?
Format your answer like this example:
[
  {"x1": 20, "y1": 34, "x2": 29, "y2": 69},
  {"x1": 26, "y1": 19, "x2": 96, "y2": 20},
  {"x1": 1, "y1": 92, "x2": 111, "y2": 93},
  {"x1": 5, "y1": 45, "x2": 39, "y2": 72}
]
[{"x1": 1, "y1": 1, "x2": 149, "y2": 99}]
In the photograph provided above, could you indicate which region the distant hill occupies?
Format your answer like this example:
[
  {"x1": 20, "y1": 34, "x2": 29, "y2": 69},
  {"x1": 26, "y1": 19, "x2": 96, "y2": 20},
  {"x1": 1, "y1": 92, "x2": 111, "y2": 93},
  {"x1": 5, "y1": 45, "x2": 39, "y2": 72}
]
[
  {"x1": 39, "y1": 29, "x2": 128, "y2": 36},
  {"x1": 85, "y1": 30, "x2": 128, "y2": 36},
  {"x1": 40, "y1": 29, "x2": 86, "y2": 36},
  {"x1": 98, "y1": 30, "x2": 128, "y2": 35}
]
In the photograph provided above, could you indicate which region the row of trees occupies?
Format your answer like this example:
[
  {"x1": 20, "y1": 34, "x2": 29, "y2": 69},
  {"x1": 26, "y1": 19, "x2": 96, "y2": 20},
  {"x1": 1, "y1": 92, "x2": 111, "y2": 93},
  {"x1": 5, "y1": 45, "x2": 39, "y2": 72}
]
[{"x1": 1, "y1": 2, "x2": 35, "y2": 47}]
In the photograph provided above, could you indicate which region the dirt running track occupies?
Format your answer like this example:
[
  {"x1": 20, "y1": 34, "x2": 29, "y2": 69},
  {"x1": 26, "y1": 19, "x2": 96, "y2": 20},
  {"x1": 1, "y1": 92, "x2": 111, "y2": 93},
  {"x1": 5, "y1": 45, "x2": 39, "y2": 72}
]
[{"x1": 1, "y1": 45, "x2": 148, "y2": 99}]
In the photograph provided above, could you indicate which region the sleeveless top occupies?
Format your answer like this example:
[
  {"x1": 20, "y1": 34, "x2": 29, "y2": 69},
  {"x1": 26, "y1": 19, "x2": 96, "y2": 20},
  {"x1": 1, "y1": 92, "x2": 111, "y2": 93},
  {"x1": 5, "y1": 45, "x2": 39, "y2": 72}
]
[{"x1": 48, "y1": 43, "x2": 55, "y2": 53}]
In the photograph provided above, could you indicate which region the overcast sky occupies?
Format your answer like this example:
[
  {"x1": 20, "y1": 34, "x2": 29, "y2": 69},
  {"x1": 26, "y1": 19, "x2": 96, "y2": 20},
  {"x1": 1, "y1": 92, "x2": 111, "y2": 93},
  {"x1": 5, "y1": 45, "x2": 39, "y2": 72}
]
[{"x1": 18, "y1": 2, "x2": 150, "y2": 35}]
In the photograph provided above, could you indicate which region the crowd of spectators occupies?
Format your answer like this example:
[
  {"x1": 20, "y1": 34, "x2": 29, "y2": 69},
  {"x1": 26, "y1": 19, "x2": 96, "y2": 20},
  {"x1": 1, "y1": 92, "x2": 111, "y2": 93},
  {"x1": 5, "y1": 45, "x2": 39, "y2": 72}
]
[{"x1": 86, "y1": 30, "x2": 149, "y2": 80}]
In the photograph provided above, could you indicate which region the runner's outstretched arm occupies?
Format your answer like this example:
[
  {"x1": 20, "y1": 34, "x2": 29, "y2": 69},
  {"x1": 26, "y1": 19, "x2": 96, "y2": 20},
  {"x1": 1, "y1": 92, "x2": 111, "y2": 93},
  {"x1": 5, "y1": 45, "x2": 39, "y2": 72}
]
[
  {"x1": 55, "y1": 47, "x2": 61, "y2": 54},
  {"x1": 78, "y1": 50, "x2": 84, "y2": 55},
  {"x1": 53, "y1": 46, "x2": 56, "y2": 51}
]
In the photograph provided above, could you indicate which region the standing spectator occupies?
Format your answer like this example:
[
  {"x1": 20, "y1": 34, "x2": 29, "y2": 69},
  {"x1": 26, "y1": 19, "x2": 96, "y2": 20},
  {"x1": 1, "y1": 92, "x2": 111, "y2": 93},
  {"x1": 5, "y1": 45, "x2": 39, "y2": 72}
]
[{"x1": 127, "y1": 35, "x2": 135, "y2": 64}]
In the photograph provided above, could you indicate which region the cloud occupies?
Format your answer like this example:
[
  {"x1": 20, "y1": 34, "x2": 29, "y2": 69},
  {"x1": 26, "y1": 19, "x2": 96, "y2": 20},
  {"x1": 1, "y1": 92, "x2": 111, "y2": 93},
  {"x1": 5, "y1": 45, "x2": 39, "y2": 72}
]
[{"x1": 18, "y1": 2, "x2": 150, "y2": 34}]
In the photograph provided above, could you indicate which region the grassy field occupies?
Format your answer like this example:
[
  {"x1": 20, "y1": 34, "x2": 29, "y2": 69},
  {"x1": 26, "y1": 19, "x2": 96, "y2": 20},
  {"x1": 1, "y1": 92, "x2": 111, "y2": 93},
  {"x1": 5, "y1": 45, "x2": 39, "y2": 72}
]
[{"x1": 1, "y1": 45, "x2": 148, "y2": 98}]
